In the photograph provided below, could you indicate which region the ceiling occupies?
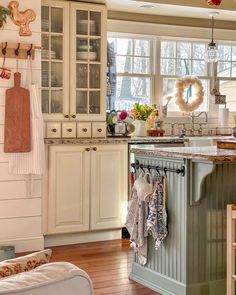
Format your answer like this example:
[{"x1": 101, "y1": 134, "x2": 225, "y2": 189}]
[{"x1": 106, "y1": 0, "x2": 236, "y2": 21}]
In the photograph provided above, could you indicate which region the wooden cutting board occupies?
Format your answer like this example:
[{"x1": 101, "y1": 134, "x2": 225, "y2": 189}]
[
  {"x1": 4, "y1": 72, "x2": 31, "y2": 153},
  {"x1": 217, "y1": 140, "x2": 236, "y2": 150}
]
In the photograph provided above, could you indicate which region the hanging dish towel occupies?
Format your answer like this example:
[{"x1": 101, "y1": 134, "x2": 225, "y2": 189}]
[
  {"x1": 8, "y1": 57, "x2": 45, "y2": 175},
  {"x1": 147, "y1": 176, "x2": 168, "y2": 250}
]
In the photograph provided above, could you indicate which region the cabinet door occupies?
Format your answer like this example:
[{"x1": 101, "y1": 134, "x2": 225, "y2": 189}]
[
  {"x1": 48, "y1": 146, "x2": 90, "y2": 234},
  {"x1": 90, "y1": 144, "x2": 128, "y2": 230},
  {"x1": 41, "y1": 0, "x2": 70, "y2": 121},
  {"x1": 70, "y1": 2, "x2": 107, "y2": 121}
]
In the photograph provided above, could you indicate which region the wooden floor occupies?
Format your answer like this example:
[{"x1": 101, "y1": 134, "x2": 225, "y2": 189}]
[{"x1": 50, "y1": 239, "x2": 160, "y2": 295}]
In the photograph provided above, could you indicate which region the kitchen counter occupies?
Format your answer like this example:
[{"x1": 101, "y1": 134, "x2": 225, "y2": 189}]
[
  {"x1": 44, "y1": 136, "x2": 188, "y2": 145},
  {"x1": 131, "y1": 145, "x2": 236, "y2": 162},
  {"x1": 130, "y1": 144, "x2": 236, "y2": 295}
]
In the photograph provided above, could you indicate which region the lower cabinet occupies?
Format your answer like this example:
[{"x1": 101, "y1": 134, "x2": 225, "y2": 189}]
[{"x1": 47, "y1": 144, "x2": 128, "y2": 234}]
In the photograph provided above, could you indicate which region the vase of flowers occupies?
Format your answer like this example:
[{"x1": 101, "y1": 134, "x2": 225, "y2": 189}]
[{"x1": 131, "y1": 103, "x2": 155, "y2": 137}]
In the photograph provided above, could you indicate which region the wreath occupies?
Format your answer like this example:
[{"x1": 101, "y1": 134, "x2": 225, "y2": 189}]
[{"x1": 175, "y1": 75, "x2": 204, "y2": 112}]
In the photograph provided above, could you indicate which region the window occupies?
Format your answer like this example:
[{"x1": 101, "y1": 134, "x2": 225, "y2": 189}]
[
  {"x1": 107, "y1": 37, "x2": 152, "y2": 111},
  {"x1": 217, "y1": 44, "x2": 236, "y2": 112},
  {"x1": 160, "y1": 40, "x2": 209, "y2": 112}
]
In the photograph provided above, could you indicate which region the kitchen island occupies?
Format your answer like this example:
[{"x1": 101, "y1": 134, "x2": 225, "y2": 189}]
[{"x1": 130, "y1": 146, "x2": 236, "y2": 295}]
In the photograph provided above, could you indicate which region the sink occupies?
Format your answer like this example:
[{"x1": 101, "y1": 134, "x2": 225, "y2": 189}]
[{"x1": 187, "y1": 136, "x2": 233, "y2": 147}]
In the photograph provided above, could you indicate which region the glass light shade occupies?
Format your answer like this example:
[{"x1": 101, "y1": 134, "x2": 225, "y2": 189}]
[{"x1": 205, "y1": 42, "x2": 220, "y2": 63}]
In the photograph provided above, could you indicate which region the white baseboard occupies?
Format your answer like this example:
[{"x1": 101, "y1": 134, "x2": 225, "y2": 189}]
[
  {"x1": 0, "y1": 236, "x2": 44, "y2": 253},
  {"x1": 44, "y1": 229, "x2": 122, "y2": 247}
]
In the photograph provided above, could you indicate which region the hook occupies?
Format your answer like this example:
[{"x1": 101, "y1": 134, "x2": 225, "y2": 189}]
[
  {"x1": 140, "y1": 164, "x2": 145, "y2": 174},
  {"x1": 131, "y1": 163, "x2": 136, "y2": 173},
  {"x1": 2, "y1": 42, "x2": 7, "y2": 56},
  {"x1": 15, "y1": 43, "x2": 20, "y2": 56},
  {"x1": 27, "y1": 44, "x2": 33, "y2": 57},
  {"x1": 155, "y1": 166, "x2": 161, "y2": 177},
  {"x1": 147, "y1": 165, "x2": 152, "y2": 174},
  {"x1": 163, "y1": 167, "x2": 167, "y2": 177}
]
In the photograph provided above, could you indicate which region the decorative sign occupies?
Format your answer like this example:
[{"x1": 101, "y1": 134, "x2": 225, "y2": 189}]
[
  {"x1": 215, "y1": 95, "x2": 226, "y2": 105},
  {"x1": 8, "y1": 1, "x2": 36, "y2": 36}
]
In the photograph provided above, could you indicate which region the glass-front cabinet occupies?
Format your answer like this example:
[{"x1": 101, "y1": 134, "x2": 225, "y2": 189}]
[{"x1": 41, "y1": 0, "x2": 107, "y2": 122}]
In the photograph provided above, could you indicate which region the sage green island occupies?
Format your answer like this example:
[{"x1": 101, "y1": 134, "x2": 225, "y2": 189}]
[{"x1": 130, "y1": 146, "x2": 236, "y2": 295}]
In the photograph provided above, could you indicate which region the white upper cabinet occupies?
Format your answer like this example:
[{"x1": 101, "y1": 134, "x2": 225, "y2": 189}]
[{"x1": 41, "y1": 0, "x2": 107, "y2": 122}]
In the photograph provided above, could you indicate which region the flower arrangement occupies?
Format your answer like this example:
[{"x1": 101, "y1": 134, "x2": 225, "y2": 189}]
[
  {"x1": 131, "y1": 103, "x2": 155, "y2": 121},
  {"x1": 0, "y1": 6, "x2": 10, "y2": 28}
]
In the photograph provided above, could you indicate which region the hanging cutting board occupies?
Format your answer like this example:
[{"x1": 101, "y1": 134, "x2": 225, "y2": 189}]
[{"x1": 4, "y1": 72, "x2": 31, "y2": 153}]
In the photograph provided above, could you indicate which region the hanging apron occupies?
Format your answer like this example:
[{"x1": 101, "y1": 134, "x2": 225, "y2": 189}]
[{"x1": 8, "y1": 57, "x2": 45, "y2": 175}]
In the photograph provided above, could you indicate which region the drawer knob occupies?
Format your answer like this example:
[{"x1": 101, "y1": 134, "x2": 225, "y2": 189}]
[
  {"x1": 97, "y1": 128, "x2": 102, "y2": 132},
  {"x1": 92, "y1": 147, "x2": 97, "y2": 151},
  {"x1": 85, "y1": 148, "x2": 90, "y2": 152},
  {"x1": 82, "y1": 128, "x2": 87, "y2": 132},
  {"x1": 64, "y1": 115, "x2": 69, "y2": 118},
  {"x1": 71, "y1": 115, "x2": 76, "y2": 119},
  {"x1": 67, "y1": 128, "x2": 72, "y2": 132},
  {"x1": 51, "y1": 128, "x2": 57, "y2": 132}
]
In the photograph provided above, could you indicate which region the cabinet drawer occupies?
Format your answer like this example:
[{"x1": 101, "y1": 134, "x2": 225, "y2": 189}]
[
  {"x1": 62, "y1": 123, "x2": 76, "y2": 138},
  {"x1": 92, "y1": 122, "x2": 106, "y2": 138},
  {"x1": 77, "y1": 122, "x2": 91, "y2": 138},
  {"x1": 46, "y1": 123, "x2": 61, "y2": 138}
]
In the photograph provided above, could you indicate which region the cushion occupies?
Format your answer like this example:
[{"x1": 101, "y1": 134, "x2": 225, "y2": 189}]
[{"x1": 0, "y1": 249, "x2": 52, "y2": 279}]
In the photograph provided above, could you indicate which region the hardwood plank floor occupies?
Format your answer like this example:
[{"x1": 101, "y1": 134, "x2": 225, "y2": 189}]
[{"x1": 50, "y1": 239, "x2": 160, "y2": 295}]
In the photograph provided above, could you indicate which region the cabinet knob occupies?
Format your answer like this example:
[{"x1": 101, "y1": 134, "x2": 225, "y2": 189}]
[
  {"x1": 85, "y1": 148, "x2": 90, "y2": 152},
  {"x1": 71, "y1": 115, "x2": 76, "y2": 119},
  {"x1": 97, "y1": 128, "x2": 102, "y2": 133},
  {"x1": 51, "y1": 128, "x2": 57, "y2": 133},
  {"x1": 64, "y1": 115, "x2": 69, "y2": 118},
  {"x1": 92, "y1": 147, "x2": 97, "y2": 151},
  {"x1": 82, "y1": 128, "x2": 87, "y2": 132},
  {"x1": 67, "y1": 128, "x2": 72, "y2": 132}
]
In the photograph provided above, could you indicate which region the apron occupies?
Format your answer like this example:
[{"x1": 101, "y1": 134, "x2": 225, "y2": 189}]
[{"x1": 8, "y1": 57, "x2": 45, "y2": 176}]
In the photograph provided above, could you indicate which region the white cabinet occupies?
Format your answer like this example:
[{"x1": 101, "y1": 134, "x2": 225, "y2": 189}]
[
  {"x1": 48, "y1": 146, "x2": 90, "y2": 234},
  {"x1": 41, "y1": 0, "x2": 107, "y2": 123},
  {"x1": 47, "y1": 144, "x2": 128, "y2": 234}
]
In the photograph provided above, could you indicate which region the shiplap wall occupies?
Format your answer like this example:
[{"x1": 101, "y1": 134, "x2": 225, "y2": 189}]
[{"x1": 0, "y1": 0, "x2": 43, "y2": 252}]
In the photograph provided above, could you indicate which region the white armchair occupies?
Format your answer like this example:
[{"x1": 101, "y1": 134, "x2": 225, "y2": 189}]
[{"x1": 0, "y1": 262, "x2": 94, "y2": 295}]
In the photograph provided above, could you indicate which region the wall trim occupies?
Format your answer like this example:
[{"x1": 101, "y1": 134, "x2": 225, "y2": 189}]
[{"x1": 0, "y1": 236, "x2": 44, "y2": 253}]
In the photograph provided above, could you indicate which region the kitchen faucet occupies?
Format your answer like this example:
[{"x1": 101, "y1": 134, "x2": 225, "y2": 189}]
[{"x1": 187, "y1": 112, "x2": 208, "y2": 136}]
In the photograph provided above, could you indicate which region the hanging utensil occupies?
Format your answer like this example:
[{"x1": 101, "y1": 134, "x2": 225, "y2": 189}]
[{"x1": 0, "y1": 42, "x2": 11, "y2": 80}]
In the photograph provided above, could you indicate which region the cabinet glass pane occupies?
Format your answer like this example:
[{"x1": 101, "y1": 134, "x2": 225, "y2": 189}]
[
  {"x1": 76, "y1": 10, "x2": 89, "y2": 35},
  {"x1": 89, "y1": 12, "x2": 101, "y2": 36},
  {"x1": 42, "y1": 62, "x2": 49, "y2": 87},
  {"x1": 51, "y1": 7, "x2": 63, "y2": 33},
  {"x1": 51, "y1": 62, "x2": 63, "y2": 87},
  {"x1": 42, "y1": 90, "x2": 49, "y2": 113},
  {"x1": 76, "y1": 38, "x2": 89, "y2": 61},
  {"x1": 89, "y1": 65, "x2": 100, "y2": 89},
  {"x1": 42, "y1": 34, "x2": 49, "y2": 59},
  {"x1": 76, "y1": 91, "x2": 88, "y2": 113},
  {"x1": 76, "y1": 64, "x2": 88, "y2": 88},
  {"x1": 51, "y1": 35, "x2": 63, "y2": 60},
  {"x1": 90, "y1": 39, "x2": 100, "y2": 62},
  {"x1": 89, "y1": 91, "x2": 100, "y2": 114},
  {"x1": 51, "y1": 90, "x2": 63, "y2": 113},
  {"x1": 42, "y1": 6, "x2": 49, "y2": 32}
]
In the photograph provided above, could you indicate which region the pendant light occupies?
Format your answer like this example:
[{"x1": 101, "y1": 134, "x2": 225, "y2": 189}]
[{"x1": 205, "y1": 12, "x2": 220, "y2": 63}]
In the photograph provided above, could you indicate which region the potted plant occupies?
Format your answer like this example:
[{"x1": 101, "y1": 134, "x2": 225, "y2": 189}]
[{"x1": 0, "y1": 6, "x2": 10, "y2": 28}]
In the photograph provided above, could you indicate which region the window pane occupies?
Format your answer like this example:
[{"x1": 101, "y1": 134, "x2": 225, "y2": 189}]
[
  {"x1": 218, "y1": 45, "x2": 231, "y2": 61},
  {"x1": 218, "y1": 62, "x2": 231, "y2": 77},
  {"x1": 117, "y1": 56, "x2": 132, "y2": 73},
  {"x1": 176, "y1": 59, "x2": 191, "y2": 76},
  {"x1": 115, "y1": 76, "x2": 150, "y2": 110},
  {"x1": 133, "y1": 57, "x2": 150, "y2": 74},
  {"x1": 134, "y1": 40, "x2": 150, "y2": 56},
  {"x1": 232, "y1": 62, "x2": 236, "y2": 77},
  {"x1": 117, "y1": 39, "x2": 132, "y2": 55},
  {"x1": 177, "y1": 42, "x2": 191, "y2": 59},
  {"x1": 219, "y1": 80, "x2": 236, "y2": 111},
  {"x1": 232, "y1": 46, "x2": 236, "y2": 61},
  {"x1": 161, "y1": 41, "x2": 176, "y2": 58},
  {"x1": 192, "y1": 43, "x2": 206, "y2": 59},
  {"x1": 161, "y1": 58, "x2": 175, "y2": 75},
  {"x1": 192, "y1": 60, "x2": 206, "y2": 76}
]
